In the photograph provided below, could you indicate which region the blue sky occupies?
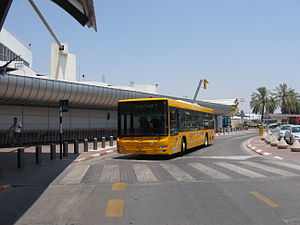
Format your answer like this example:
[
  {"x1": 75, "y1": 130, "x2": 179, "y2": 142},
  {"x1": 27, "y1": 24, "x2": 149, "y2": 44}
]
[{"x1": 4, "y1": 0, "x2": 300, "y2": 112}]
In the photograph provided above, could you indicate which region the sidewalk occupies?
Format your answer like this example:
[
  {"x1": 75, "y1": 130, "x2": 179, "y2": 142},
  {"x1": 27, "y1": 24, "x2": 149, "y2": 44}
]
[
  {"x1": 0, "y1": 141, "x2": 117, "y2": 225},
  {"x1": 247, "y1": 136, "x2": 300, "y2": 164}
]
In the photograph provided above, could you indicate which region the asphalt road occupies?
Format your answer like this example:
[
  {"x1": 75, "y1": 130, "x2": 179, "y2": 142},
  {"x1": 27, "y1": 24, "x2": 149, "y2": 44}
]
[{"x1": 15, "y1": 130, "x2": 300, "y2": 225}]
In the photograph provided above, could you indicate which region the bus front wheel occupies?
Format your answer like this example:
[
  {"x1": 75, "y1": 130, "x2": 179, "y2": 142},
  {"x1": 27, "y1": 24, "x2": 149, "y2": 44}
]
[
  {"x1": 181, "y1": 139, "x2": 186, "y2": 156},
  {"x1": 204, "y1": 134, "x2": 209, "y2": 147}
]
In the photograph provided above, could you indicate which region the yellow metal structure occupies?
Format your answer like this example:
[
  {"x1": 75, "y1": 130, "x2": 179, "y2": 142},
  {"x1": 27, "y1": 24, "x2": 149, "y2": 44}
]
[
  {"x1": 259, "y1": 126, "x2": 264, "y2": 136},
  {"x1": 117, "y1": 98, "x2": 215, "y2": 155}
]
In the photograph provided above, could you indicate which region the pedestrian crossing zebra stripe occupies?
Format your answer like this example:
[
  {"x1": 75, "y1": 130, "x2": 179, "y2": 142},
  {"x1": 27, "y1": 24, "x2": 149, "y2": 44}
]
[
  {"x1": 239, "y1": 161, "x2": 298, "y2": 177},
  {"x1": 160, "y1": 164, "x2": 195, "y2": 181},
  {"x1": 58, "y1": 160, "x2": 300, "y2": 185},
  {"x1": 133, "y1": 164, "x2": 158, "y2": 182},
  {"x1": 188, "y1": 163, "x2": 231, "y2": 180},
  {"x1": 60, "y1": 165, "x2": 90, "y2": 184},
  {"x1": 215, "y1": 162, "x2": 266, "y2": 178},
  {"x1": 266, "y1": 160, "x2": 300, "y2": 171},
  {"x1": 100, "y1": 165, "x2": 120, "y2": 183}
]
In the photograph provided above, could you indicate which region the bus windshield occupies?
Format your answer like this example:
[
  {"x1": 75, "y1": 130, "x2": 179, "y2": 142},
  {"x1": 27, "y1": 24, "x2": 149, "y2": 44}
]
[{"x1": 118, "y1": 100, "x2": 168, "y2": 137}]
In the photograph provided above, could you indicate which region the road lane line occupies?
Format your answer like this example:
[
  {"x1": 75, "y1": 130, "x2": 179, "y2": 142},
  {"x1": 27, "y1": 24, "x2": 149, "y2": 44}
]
[
  {"x1": 100, "y1": 165, "x2": 120, "y2": 183},
  {"x1": 160, "y1": 164, "x2": 195, "y2": 181},
  {"x1": 215, "y1": 162, "x2": 266, "y2": 178},
  {"x1": 188, "y1": 163, "x2": 231, "y2": 180},
  {"x1": 240, "y1": 161, "x2": 298, "y2": 177},
  {"x1": 105, "y1": 200, "x2": 124, "y2": 217},
  {"x1": 133, "y1": 164, "x2": 158, "y2": 183},
  {"x1": 112, "y1": 182, "x2": 126, "y2": 191},
  {"x1": 250, "y1": 192, "x2": 279, "y2": 207},
  {"x1": 60, "y1": 165, "x2": 90, "y2": 184}
]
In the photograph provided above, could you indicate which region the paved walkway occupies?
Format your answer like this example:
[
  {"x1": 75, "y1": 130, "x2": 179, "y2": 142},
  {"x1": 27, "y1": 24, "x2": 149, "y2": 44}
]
[
  {"x1": 247, "y1": 136, "x2": 300, "y2": 164},
  {"x1": 0, "y1": 140, "x2": 117, "y2": 225}
]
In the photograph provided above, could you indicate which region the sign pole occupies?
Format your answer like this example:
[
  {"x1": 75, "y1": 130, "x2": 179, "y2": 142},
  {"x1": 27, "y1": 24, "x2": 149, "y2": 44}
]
[
  {"x1": 59, "y1": 105, "x2": 63, "y2": 159},
  {"x1": 59, "y1": 99, "x2": 68, "y2": 160}
]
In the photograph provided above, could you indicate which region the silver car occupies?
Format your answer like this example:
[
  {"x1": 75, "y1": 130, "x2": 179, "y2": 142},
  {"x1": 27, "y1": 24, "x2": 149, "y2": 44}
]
[
  {"x1": 278, "y1": 124, "x2": 294, "y2": 140},
  {"x1": 284, "y1": 125, "x2": 300, "y2": 144}
]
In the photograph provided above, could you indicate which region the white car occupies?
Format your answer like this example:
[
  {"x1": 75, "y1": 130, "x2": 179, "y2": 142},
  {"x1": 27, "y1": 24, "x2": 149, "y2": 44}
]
[
  {"x1": 284, "y1": 125, "x2": 300, "y2": 144},
  {"x1": 278, "y1": 124, "x2": 294, "y2": 140}
]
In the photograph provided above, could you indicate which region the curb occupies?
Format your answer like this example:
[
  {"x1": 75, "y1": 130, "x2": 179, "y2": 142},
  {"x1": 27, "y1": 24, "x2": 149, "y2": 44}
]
[
  {"x1": 72, "y1": 148, "x2": 117, "y2": 164},
  {"x1": 246, "y1": 138, "x2": 283, "y2": 160}
]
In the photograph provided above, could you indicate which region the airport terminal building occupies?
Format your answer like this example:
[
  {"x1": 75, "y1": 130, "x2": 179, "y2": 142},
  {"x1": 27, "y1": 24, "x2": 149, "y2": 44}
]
[{"x1": 0, "y1": 27, "x2": 239, "y2": 146}]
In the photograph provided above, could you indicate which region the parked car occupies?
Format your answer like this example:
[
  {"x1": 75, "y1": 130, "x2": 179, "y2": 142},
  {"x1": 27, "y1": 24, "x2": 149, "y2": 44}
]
[
  {"x1": 278, "y1": 124, "x2": 294, "y2": 140},
  {"x1": 284, "y1": 125, "x2": 300, "y2": 144}
]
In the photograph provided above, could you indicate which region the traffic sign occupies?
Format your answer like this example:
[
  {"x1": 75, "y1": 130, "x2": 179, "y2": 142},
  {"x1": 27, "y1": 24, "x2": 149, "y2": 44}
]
[{"x1": 59, "y1": 100, "x2": 69, "y2": 112}]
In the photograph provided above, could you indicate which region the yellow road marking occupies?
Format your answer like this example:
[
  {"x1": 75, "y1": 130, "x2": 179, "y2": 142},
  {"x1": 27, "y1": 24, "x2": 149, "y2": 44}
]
[
  {"x1": 0, "y1": 184, "x2": 11, "y2": 191},
  {"x1": 105, "y1": 200, "x2": 124, "y2": 217},
  {"x1": 112, "y1": 182, "x2": 126, "y2": 191},
  {"x1": 250, "y1": 192, "x2": 279, "y2": 207}
]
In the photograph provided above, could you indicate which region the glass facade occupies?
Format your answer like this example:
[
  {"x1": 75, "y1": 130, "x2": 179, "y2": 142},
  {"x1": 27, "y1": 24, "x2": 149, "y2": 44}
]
[{"x1": 0, "y1": 43, "x2": 29, "y2": 67}]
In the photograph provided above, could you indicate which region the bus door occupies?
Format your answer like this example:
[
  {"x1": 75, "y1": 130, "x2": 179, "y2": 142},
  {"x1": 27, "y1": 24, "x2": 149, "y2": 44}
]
[{"x1": 169, "y1": 108, "x2": 180, "y2": 154}]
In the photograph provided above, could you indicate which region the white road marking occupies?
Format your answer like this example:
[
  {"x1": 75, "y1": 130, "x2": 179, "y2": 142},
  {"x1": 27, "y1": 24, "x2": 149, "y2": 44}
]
[
  {"x1": 133, "y1": 164, "x2": 158, "y2": 183},
  {"x1": 265, "y1": 160, "x2": 300, "y2": 171},
  {"x1": 215, "y1": 162, "x2": 266, "y2": 178},
  {"x1": 100, "y1": 165, "x2": 120, "y2": 183},
  {"x1": 160, "y1": 164, "x2": 195, "y2": 181},
  {"x1": 263, "y1": 152, "x2": 271, "y2": 156},
  {"x1": 60, "y1": 165, "x2": 90, "y2": 184},
  {"x1": 188, "y1": 163, "x2": 231, "y2": 180},
  {"x1": 182, "y1": 155, "x2": 257, "y2": 160},
  {"x1": 240, "y1": 161, "x2": 298, "y2": 177}
]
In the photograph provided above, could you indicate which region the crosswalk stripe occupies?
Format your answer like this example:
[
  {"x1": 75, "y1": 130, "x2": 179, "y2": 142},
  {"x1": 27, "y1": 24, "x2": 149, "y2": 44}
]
[
  {"x1": 215, "y1": 162, "x2": 266, "y2": 178},
  {"x1": 266, "y1": 160, "x2": 300, "y2": 171},
  {"x1": 239, "y1": 161, "x2": 298, "y2": 177},
  {"x1": 160, "y1": 164, "x2": 195, "y2": 181},
  {"x1": 60, "y1": 165, "x2": 90, "y2": 184},
  {"x1": 188, "y1": 163, "x2": 231, "y2": 180},
  {"x1": 132, "y1": 164, "x2": 158, "y2": 183},
  {"x1": 100, "y1": 165, "x2": 120, "y2": 183}
]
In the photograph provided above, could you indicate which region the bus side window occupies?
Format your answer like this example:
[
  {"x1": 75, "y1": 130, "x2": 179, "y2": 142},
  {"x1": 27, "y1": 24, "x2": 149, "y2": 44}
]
[{"x1": 170, "y1": 108, "x2": 179, "y2": 135}]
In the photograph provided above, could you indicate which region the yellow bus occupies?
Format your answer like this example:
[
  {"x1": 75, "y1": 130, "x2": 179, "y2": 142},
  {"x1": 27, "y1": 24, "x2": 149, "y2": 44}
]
[{"x1": 117, "y1": 98, "x2": 215, "y2": 155}]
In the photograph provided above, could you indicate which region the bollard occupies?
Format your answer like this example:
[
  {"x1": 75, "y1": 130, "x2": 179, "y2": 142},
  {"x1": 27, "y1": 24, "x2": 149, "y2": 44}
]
[
  {"x1": 35, "y1": 145, "x2": 42, "y2": 164},
  {"x1": 74, "y1": 140, "x2": 79, "y2": 154},
  {"x1": 84, "y1": 139, "x2": 88, "y2": 152},
  {"x1": 109, "y1": 136, "x2": 113, "y2": 146},
  {"x1": 17, "y1": 147, "x2": 25, "y2": 169},
  {"x1": 259, "y1": 126, "x2": 264, "y2": 136},
  {"x1": 102, "y1": 137, "x2": 106, "y2": 148},
  {"x1": 93, "y1": 138, "x2": 98, "y2": 150},
  {"x1": 63, "y1": 142, "x2": 68, "y2": 156},
  {"x1": 50, "y1": 144, "x2": 56, "y2": 160}
]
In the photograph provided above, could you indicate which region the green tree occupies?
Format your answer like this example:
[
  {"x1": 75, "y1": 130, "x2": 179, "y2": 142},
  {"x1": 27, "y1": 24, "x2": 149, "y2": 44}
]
[
  {"x1": 250, "y1": 87, "x2": 276, "y2": 122},
  {"x1": 273, "y1": 83, "x2": 300, "y2": 114}
]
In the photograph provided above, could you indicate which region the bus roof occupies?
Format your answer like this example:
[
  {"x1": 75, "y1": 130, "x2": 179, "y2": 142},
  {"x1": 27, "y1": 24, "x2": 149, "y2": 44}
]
[{"x1": 118, "y1": 98, "x2": 214, "y2": 114}]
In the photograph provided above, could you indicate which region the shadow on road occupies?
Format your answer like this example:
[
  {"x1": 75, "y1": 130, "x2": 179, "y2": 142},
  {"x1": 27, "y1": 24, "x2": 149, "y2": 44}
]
[
  {"x1": 0, "y1": 150, "x2": 78, "y2": 225},
  {"x1": 113, "y1": 145, "x2": 208, "y2": 161}
]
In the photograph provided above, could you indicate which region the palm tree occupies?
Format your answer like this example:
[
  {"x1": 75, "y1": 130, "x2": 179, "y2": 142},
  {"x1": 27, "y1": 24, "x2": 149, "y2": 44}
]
[
  {"x1": 250, "y1": 87, "x2": 276, "y2": 122},
  {"x1": 273, "y1": 83, "x2": 300, "y2": 114}
]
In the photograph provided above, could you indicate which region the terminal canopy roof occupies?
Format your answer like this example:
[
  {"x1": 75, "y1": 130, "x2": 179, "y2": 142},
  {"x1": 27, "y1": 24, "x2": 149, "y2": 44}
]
[
  {"x1": 0, "y1": 0, "x2": 97, "y2": 31},
  {"x1": 51, "y1": 0, "x2": 97, "y2": 31}
]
